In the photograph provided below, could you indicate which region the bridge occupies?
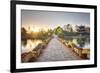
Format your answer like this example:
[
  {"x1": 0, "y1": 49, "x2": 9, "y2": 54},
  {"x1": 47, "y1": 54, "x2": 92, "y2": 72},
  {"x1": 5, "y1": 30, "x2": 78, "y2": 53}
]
[{"x1": 37, "y1": 35, "x2": 81, "y2": 62}]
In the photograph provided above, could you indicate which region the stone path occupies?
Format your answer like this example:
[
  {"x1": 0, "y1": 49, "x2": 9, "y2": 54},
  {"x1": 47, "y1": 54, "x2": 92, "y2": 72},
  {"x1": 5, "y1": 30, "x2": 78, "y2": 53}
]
[{"x1": 37, "y1": 36, "x2": 81, "y2": 62}]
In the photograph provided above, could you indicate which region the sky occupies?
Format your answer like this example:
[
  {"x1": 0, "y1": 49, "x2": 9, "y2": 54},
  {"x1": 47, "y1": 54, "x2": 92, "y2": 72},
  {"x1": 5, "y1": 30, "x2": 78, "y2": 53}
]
[{"x1": 21, "y1": 10, "x2": 90, "y2": 30}]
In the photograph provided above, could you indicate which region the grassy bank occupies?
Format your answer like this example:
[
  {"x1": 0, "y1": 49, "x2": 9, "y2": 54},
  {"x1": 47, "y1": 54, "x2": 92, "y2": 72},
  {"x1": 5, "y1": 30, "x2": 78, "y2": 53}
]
[
  {"x1": 21, "y1": 37, "x2": 52, "y2": 63},
  {"x1": 59, "y1": 38, "x2": 90, "y2": 59}
]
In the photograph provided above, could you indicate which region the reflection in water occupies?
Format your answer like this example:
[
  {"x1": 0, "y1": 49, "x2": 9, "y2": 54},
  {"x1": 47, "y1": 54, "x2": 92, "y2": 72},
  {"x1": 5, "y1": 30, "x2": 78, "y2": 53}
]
[
  {"x1": 65, "y1": 36, "x2": 90, "y2": 49},
  {"x1": 22, "y1": 40, "x2": 42, "y2": 53}
]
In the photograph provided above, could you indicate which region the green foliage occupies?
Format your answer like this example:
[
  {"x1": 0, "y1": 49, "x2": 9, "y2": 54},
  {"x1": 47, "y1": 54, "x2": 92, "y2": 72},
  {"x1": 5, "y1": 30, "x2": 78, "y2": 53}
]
[
  {"x1": 54, "y1": 26, "x2": 64, "y2": 35},
  {"x1": 77, "y1": 38, "x2": 86, "y2": 47}
]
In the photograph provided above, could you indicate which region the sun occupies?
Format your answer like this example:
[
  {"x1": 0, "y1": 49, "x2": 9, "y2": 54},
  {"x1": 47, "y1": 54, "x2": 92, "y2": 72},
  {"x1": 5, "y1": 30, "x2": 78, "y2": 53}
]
[{"x1": 31, "y1": 27, "x2": 39, "y2": 32}]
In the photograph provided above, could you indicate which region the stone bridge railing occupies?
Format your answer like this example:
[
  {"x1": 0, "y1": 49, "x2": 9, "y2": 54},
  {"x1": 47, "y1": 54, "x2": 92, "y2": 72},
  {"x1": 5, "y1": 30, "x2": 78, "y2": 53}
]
[{"x1": 59, "y1": 38, "x2": 90, "y2": 59}]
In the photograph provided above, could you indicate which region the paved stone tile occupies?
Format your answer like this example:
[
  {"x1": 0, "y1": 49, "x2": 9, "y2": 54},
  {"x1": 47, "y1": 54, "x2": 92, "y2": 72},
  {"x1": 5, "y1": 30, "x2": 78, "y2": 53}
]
[{"x1": 37, "y1": 37, "x2": 81, "y2": 62}]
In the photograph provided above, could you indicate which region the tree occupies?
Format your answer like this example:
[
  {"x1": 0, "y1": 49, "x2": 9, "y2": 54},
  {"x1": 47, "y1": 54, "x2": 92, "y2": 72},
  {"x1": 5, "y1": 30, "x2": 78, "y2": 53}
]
[
  {"x1": 55, "y1": 26, "x2": 63, "y2": 35},
  {"x1": 67, "y1": 24, "x2": 73, "y2": 32},
  {"x1": 21, "y1": 27, "x2": 27, "y2": 34},
  {"x1": 21, "y1": 27, "x2": 27, "y2": 39},
  {"x1": 47, "y1": 29, "x2": 53, "y2": 36}
]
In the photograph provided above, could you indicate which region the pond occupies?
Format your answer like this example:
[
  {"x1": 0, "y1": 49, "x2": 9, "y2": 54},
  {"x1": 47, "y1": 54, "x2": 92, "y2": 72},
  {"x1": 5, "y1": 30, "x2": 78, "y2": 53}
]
[
  {"x1": 64, "y1": 36, "x2": 90, "y2": 49},
  {"x1": 21, "y1": 39, "x2": 43, "y2": 53}
]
